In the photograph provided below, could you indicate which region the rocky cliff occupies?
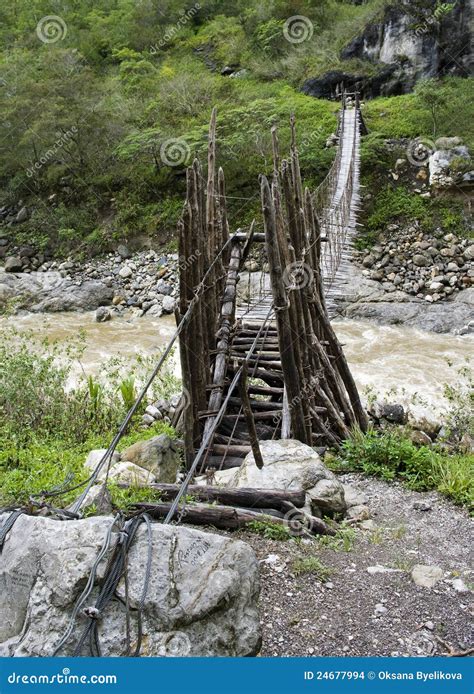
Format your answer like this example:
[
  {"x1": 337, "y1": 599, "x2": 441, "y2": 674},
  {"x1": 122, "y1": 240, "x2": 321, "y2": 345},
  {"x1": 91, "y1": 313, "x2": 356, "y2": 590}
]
[{"x1": 303, "y1": 0, "x2": 472, "y2": 99}]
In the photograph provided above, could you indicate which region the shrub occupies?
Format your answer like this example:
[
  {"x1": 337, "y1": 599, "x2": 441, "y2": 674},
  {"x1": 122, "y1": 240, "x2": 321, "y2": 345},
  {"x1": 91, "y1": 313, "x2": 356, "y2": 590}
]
[{"x1": 336, "y1": 428, "x2": 473, "y2": 510}]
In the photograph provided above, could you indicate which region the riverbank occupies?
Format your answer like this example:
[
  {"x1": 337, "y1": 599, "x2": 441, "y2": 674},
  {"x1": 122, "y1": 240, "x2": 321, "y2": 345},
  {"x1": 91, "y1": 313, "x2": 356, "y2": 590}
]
[{"x1": 1, "y1": 247, "x2": 473, "y2": 333}]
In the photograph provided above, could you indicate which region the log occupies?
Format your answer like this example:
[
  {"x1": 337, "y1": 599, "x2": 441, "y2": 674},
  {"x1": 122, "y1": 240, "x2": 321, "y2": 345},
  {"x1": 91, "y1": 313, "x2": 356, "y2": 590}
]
[
  {"x1": 126, "y1": 483, "x2": 306, "y2": 510},
  {"x1": 239, "y1": 363, "x2": 264, "y2": 469},
  {"x1": 133, "y1": 501, "x2": 335, "y2": 536}
]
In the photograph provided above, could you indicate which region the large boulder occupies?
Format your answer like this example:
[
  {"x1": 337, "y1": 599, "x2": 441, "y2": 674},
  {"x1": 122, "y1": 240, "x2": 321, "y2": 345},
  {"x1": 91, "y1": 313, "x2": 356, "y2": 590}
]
[
  {"x1": 121, "y1": 434, "x2": 181, "y2": 483},
  {"x1": 212, "y1": 439, "x2": 346, "y2": 516},
  {"x1": 0, "y1": 514, "x2": 260, "y2": 657},
  {"x1": 0, "y1": 271, "x2": 113, "y2": 312}
]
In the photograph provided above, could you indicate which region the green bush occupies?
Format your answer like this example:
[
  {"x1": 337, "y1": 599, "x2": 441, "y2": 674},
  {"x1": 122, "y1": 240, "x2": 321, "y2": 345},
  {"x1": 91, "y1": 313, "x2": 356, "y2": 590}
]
[{"x1": 335, "y1": 428, "x2": 473, "y2": 510}]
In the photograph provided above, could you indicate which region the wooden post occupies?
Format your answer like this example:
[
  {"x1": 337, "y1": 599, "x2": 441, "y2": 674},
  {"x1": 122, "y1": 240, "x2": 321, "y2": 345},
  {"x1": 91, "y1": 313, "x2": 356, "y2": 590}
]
[
  {"x1": 261, "y1": 175, "x2": 308, "y2": 444},
  {"x1": 239, "y1": 363, "x2": 264, "y2": 469}
]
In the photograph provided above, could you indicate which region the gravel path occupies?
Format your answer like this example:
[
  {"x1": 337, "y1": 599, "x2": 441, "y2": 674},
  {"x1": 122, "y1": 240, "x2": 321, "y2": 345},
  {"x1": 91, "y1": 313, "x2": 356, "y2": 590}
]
[{"x1": 233, "y1": 474, "x2": 473, "y2": 657}]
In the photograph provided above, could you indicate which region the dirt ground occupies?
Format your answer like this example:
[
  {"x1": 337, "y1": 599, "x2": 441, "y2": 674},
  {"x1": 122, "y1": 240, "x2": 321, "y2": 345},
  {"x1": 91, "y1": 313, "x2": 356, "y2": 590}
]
[{"x1": 234, "y1": 474, "x2": 473, "y2": 657}]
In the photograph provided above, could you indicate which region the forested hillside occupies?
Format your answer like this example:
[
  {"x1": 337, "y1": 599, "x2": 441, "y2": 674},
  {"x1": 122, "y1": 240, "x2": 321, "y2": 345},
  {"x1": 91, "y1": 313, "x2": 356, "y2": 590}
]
[{"x1": 1, "y1": 0, "x2": 472, "y2": 257}]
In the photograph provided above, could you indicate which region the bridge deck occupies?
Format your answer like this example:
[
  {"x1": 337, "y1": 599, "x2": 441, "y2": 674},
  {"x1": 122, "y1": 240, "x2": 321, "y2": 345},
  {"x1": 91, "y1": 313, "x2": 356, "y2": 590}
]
[{"x1": 236, "y1": 106, "x2": 361, "y2": 325}]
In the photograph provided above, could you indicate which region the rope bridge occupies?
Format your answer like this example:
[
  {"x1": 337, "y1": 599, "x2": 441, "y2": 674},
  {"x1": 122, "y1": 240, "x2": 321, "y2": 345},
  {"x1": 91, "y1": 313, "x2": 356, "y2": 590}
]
[
  {"x1": 177, "y1": 94, "x2": 369, "y2": 475},
  {"x1": 0, "y1": 94, "x2": 369, "y2": 657},
  {"x1": 1, "y1": 94, "x2": 368, "y2": 520}
]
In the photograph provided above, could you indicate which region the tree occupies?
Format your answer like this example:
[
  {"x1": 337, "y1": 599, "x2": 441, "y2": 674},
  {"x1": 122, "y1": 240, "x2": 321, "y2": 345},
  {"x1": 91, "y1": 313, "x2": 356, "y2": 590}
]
[{"x1": 415, "y1": 79, "x2": 449, "y2": 137}]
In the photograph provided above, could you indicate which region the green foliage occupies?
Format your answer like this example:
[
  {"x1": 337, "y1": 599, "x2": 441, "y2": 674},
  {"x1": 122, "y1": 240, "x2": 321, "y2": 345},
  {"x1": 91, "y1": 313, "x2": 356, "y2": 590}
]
[
  {"x1": 318, "y1": 526, "x2": 357, "y2": 552},
  {"x1": 440, "y1": 364, "x2": 474, "y2": 446},
  {"x1": 336, "y1": 428, "x2": 474, "y2": 510},
  {"x1": 358, "y1": 184, "x2": 468, "y2": 249},
  {"x1": 0, "y1": 326, "x2": 178, "y2": 507},
  {"x1": 247, "y1": 518, "x2": 291, "y2": 540},
  {"x1": 292, "y1": 556, "x2": 333, "y2": 580},
  {"x1": 363, "y1": 78, "x2": 474, "y2": 146},
  {"x1": 107, "y1": 481, "x2": 162, "y2": 510}
]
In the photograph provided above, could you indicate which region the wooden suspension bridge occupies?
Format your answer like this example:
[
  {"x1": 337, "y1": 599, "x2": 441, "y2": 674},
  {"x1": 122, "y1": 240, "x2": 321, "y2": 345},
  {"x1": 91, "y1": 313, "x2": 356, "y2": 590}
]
[
  {"x1": 176, "y1": 93, "x2": 369, "y2": 477},
  {"x1": 0, "y1": 95, "x2": 373, "y2": 653}
]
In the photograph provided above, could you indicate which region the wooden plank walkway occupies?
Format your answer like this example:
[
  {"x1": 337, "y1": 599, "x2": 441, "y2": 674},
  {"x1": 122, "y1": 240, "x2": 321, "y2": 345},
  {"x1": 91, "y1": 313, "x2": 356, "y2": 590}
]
[{"x1": 236, "y1": 104, "x2": 362, "y2": 323}]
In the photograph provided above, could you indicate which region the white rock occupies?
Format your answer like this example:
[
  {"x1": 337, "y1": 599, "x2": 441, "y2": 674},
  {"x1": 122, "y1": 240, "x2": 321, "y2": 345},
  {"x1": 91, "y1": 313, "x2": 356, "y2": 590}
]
[
  {"x1": 119, "y1": 266, "x2": 133, "y2": 279},
  {"x1": 345, "y1": 504, "x2": 370, "y2": 520},
  {"x1": 73, "y1": 483, "x2": 111, "y2": 514},
  {"x1": 120, "y1": 434, "x2": 180, "y2": 482},
  {"x1": 367, "y1": 565, "x2": 402, "y2": 575},
  {"x1": 161, "y1": 295, "x2": 176, "y2": 313},
  {"x1": 0, "y1": 514, "x2": 261, "y2": 656},
  {"x1": 108, "y1": 461, "x2": 156, "y2": 486},
  {"x1": 84, "y1": 449, "x2": 121, "y2": 481},
  {"x1": 343, "y1": 484, "x2": 369, "y2": 508},
  {"x1": 145, "y1": 404, "x2": 161, "y2": 419},
  {"x1": 212, "y1": 439, "x2": 346, "y2": 515},
  {"x1": 411, "y1": 564, "x2": 443, "y2": 588},
  {"x1": 449, "y1": 578, "x2": 469, "y2": 593}
]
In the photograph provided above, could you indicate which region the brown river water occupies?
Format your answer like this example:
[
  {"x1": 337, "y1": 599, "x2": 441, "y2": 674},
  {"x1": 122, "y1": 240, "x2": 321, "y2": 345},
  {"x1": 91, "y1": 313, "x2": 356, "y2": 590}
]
[{"x1": 0, "y1": 312, "x2": 471, "y2": 419}]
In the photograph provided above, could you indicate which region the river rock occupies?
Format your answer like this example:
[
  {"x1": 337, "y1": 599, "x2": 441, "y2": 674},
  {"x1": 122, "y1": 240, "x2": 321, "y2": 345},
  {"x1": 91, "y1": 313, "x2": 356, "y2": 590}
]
[
  {"x1": 0, "y1": 271, "x2": 114, "y2": 312},
  {"x1": 161, "y1": 295, "x2": 176, "y2": 313},
  {"x1": 0, "y1": 514, "x2": 261, "y2": 656},
  {"x1": 413, "y1": 254, "x2": 429, "y2": 267},
  {"x1": 410, "y1": 430, "x2": 432, "y2": 447},
  {"x1": 14, "y1": 206, "x2": 28, "y2": 224},
  {"x1": 369, "y1": 401, "x2": 406, "y2": 424},
  {"x1": 341, "y1": 264, "x2": 474, "y2": 333},
  {"x1": 464, "y1": 244, "x2": 474, "y2": 261},
  {"x1": 84, "y1": 449, "x2": 121, "y2": 480},
  {"x1": 95, "y1": 306, "x2": 112, "y2": 322},
  {"x1": 4, "y1": 256, "x2": 23, "y2": 273},
  {"x1": 120, "y1": 434, "x2": 180, "y2": 482},
  {"x1": 212, "y1": 439, "x2": 346, "y2": 516},
  {"x1": 75, "y1": 483, "x2": 112, "y2": 514},
  {"x1": 118, "y1": 265, "x2": 133, "y2": 279}
]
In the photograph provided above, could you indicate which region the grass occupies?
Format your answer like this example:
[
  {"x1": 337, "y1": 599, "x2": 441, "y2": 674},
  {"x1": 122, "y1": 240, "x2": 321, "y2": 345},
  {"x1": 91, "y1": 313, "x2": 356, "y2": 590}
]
[
  {"x1": 292, "y1": 556, "x2": 333, "y2": 581},
  {"x1": 332, "y1": 428, "x2": 474, "y2": 512},
  {"x1": 318, "y1": 526, "x2": 357, "y2": 552},
  {"x1": 0, "y1": 327, "x2": 180, "y2": 510},
  {"x1": 246, "y1": 518, "x2": 291, "y2": 541},
  {"x1": 0, "y1": 420, "x2": 175, "y2": 508}
]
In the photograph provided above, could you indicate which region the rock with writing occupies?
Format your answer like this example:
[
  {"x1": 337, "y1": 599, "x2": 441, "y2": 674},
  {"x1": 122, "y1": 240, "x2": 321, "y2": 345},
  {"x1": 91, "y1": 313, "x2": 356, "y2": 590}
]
[{"x1": 0, "y1": 514, "x2": 260, "y2": 657}]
